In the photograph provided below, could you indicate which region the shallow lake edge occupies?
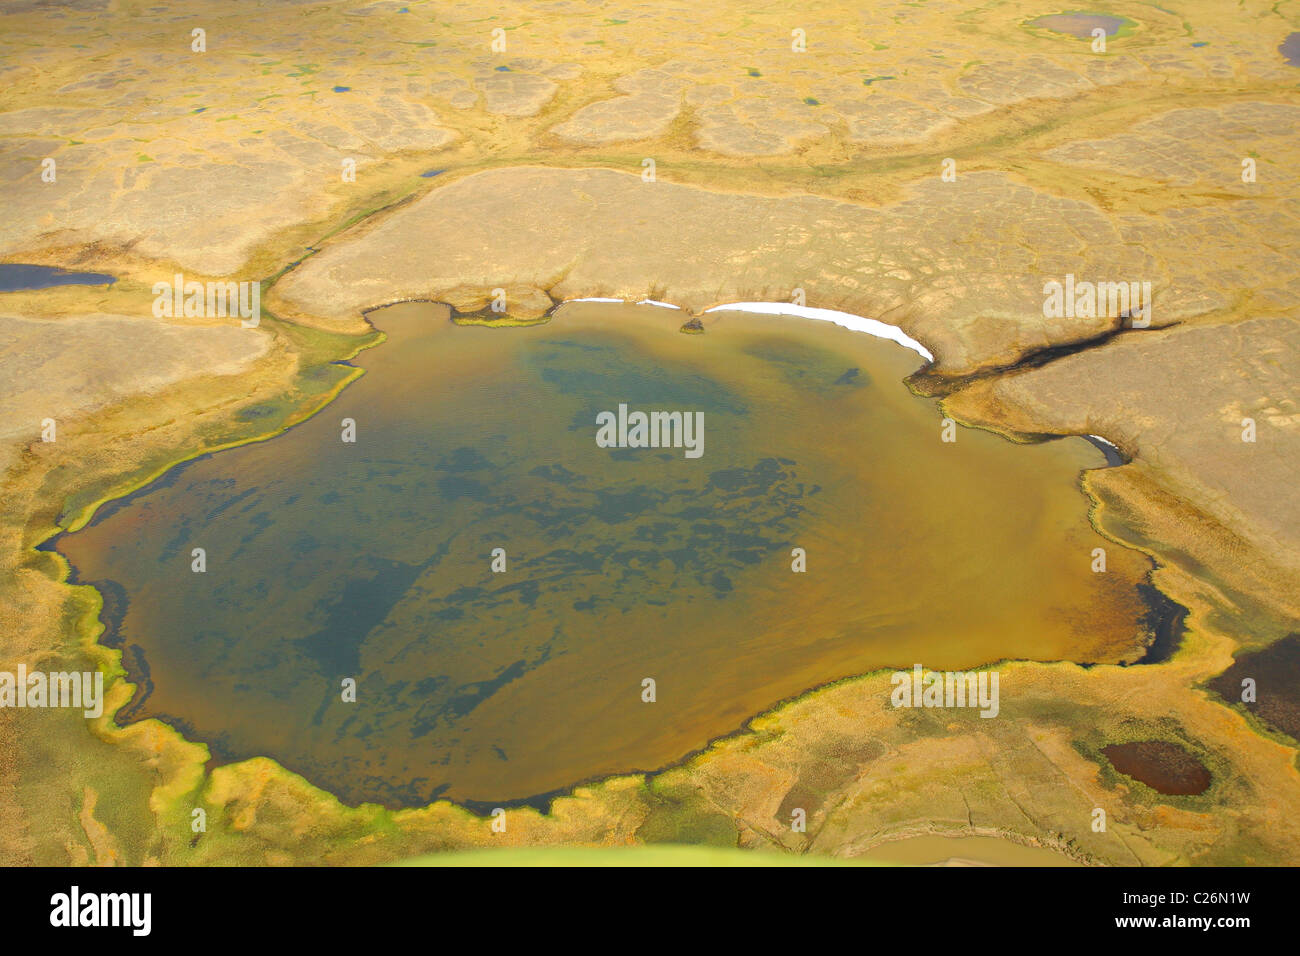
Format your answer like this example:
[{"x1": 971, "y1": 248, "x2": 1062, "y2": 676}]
[{"x1": 37, "y1": 296, "x2": 1193, "y2": 827}]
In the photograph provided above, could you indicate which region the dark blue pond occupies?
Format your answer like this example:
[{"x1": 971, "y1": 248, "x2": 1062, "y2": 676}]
[{"x1": 0, "y1": 263, "x2": 116, "y2": 292}]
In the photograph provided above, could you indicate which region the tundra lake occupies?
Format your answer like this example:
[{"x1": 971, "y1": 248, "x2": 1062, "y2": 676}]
[{"x1": 55, "y1": 301, "x2": 1172, "y2": 807}]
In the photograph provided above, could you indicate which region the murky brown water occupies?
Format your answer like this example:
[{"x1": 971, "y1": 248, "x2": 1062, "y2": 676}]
[
  {"x1": 1103, "y1": 740, "x2": 1211, "y2": 795},
  {"x1": 56, "y1": 301, "x2": 1167, "y2": 807},
  {"x1": 1208, "y1": 632, "x2": 1300, "y2": 741}
]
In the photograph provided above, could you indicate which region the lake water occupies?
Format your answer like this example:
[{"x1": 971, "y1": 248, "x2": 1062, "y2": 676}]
[
  {"x1": 1282, "y1": 32, "x2": 1300, "y2": 67},
  {"x1": 1030, "y1": 13, "x2": 1128, "y2": 39},
  {"x1": 0, "y1": 263, "x2": 116, "y2": 291},
  {"x1": 54, "y1": 301, "x2": 1170, "y2": 807}
]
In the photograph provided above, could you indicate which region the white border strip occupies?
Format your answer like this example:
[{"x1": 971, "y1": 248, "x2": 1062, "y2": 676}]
[
  {"x1": 702, "y1": 302, "x2": 933, "y2": 363},
  {"x1": 569, "y1": 297, "x2": 683, "y2": 310},
  {"x1": 566, "y1": 297, "x2": 934, "y2": 364}
]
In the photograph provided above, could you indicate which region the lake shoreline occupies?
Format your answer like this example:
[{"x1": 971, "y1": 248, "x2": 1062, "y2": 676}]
[{"x1": 44, "y1": 298, "x2": 1189, "y2": 814}]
